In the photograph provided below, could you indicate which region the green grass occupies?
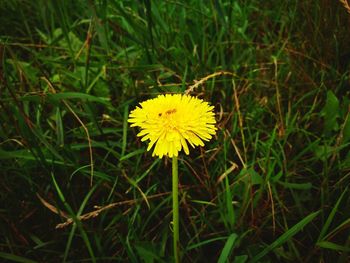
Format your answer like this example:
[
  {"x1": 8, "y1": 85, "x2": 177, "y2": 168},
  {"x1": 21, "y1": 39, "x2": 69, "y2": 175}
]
[{"x1": 1, "y1": 0, "x2": 350, "y2": 262}]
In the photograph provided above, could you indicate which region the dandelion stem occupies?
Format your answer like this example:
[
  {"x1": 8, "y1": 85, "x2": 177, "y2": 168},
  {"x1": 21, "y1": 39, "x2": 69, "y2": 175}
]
[{"x1": 172, "y1": 156, "x2": 180, "y2": 263}]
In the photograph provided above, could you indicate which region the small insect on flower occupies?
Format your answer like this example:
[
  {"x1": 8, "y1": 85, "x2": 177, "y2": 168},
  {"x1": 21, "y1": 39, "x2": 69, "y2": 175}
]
[{"x1": 128, "y1": 94, "x2": 217, "y2": 158}]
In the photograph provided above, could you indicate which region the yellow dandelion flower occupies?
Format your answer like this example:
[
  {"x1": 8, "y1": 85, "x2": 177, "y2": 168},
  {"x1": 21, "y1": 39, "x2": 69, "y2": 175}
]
[{"x1": 128, "y1": 94, "x2": 217, "y2": 158}]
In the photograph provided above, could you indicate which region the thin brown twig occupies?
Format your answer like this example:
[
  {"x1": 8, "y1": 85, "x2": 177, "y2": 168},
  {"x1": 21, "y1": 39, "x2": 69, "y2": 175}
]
[
  {"x1": 232, "y1": 80, "x2": 247, "y2": 164},
  {"x1": 273, "y1": 57, "x2": 285, "y2": 138}
]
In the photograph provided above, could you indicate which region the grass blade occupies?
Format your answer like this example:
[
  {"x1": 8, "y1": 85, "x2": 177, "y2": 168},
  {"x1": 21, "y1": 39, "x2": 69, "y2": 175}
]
[
  {"x1": 0, "y1": 252, "x2": 37, "y2": 263},
  {"x1": 217, "y1": 233, "x2": 238, "y2": 263},
  {"x1": 317, "y1": 241, "x2": 350, "y2": 252},
  {"x1": 318, "y1": 187, "x2": 348, "y2": 242},
  {"x1": 251, "y1": 210, "x2": 321, "y2": 263}
]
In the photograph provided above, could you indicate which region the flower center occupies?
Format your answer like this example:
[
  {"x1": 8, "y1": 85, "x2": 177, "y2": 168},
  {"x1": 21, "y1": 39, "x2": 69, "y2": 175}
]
[{"x1": 159, "y1": 108, "x2": 178, "y2": 129}]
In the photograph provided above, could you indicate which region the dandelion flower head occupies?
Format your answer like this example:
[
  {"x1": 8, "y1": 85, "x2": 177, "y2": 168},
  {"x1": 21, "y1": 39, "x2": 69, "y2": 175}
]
[{"x1": 128, "y1": 94, "x2": 217, "y2": 158}]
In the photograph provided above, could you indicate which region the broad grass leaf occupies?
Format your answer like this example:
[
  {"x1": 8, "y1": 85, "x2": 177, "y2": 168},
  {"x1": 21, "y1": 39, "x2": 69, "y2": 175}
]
[
  {"x1": 217, "y1": 233, "x2": 238, "y2": 263},
  {"x1": 321, "y1": 91, "x2": 340, "y2": 135}
]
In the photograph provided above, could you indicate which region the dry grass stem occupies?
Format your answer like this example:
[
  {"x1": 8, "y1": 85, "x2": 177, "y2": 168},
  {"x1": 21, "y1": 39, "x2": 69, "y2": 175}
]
[
  {"x1": 185, "y1": 71, "x2": 236, "y2": 94},
  {"x1": 37, "y1": 192, "x2": 170, "y2": 229},
  {"x1": 339, "y1": 0, "x2": 350, "y2": 14}
]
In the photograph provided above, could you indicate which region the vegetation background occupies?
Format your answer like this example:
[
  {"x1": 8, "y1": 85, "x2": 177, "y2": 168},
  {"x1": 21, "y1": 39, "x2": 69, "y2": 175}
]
[{"x1": 1, "y1": 0, "x2": 350, "y2": 262}]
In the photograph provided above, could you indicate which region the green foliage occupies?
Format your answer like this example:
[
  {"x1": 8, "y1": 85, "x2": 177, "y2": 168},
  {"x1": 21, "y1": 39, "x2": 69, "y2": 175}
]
[
  {"x1": 1, "y1": 0, "x2": 350, "y2": 262},
  {"x1": 217, "y1": 233, "x2": 238, "y2": 263},
  {"x1": 322, "y1": 91, "x2": 340, "y2": 135}
]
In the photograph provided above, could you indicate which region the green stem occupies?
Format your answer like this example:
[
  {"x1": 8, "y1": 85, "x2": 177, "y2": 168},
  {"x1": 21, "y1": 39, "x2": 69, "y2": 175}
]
[{"x1": 172, "y1": 156, "x2": 180, "y2": 263}]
